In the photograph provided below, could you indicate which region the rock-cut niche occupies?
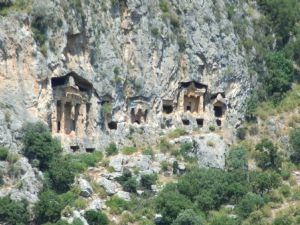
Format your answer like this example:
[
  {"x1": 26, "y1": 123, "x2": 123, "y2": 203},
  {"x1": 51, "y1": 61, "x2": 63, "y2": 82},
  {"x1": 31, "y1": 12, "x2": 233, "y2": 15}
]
[{"x1": 51, "y1": 73, "x2": 93, "y2": 136}]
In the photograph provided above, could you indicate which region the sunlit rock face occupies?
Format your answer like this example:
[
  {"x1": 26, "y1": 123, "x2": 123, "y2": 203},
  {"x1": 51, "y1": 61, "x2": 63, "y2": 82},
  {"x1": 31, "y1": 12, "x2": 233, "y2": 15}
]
[{"x1": 0, "y1": 0, "x2": 253, "y2": 154}]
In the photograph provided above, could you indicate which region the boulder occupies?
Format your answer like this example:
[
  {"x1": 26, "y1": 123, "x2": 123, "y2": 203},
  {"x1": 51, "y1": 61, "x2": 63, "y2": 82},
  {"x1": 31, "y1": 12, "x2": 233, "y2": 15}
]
[
  {"x1": 88, "y1": 198, "x2": 103, "y2": 211},
  {"x1": 78, "y1": 178, "x2": 93, "y2": 198},
  {"x1": 115, "y1": 191, "x2": 131, "y2": 201},
  {"x1": 97, "y1": 177, "x2": 117, "y2": 195}
]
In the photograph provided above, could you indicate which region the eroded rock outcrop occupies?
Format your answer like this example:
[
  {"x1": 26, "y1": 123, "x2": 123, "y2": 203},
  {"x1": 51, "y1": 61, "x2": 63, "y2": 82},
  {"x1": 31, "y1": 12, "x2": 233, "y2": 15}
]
[{"x1": 0, "y1": 0, "x2": 253, "y2": 154}]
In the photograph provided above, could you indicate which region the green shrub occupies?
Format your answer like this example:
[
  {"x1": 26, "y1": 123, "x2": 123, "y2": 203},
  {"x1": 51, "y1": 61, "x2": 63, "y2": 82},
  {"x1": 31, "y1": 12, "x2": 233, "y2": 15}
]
[
  {"x1": 156, "y1": 185, "x2": 193, "y2": 224},
  {"x1": 70, "y1": 151, "x2": 103, "y2": 173},
  {"x1": 22, "y1": 122, "x2": 61, "y2": 170},
  {"x1": 159, "y1": 139, "x2": 172, "y2": 153},
  {"x1": 173, "y1": 160, "x2": 179, "y2": 174},
  {"x1": 236, "y1": 192, "x2": 264, "y2": 218},
  {"x1": 159, "y1": 0, "x2": 170, "y2": 13},
  {"x1": 227, "y1": 146, "x2": 247, "y2": 170},
  {"x1": 72, "y1": 218, "x2": 84, "y2": 225},
  {"x1": 34, "y1": 190, "x2": 74, "y2": 224},
  {"x1": 115, "y1": 169, "x2": 137, "y2": 193},
  {"x1": 272, "y1": 214, "x2": 293, "y2": 225},
  {"x1": 122, "y1": 146, "x2": 137, "y2": 155},
  {"x1": 123, "y1": 177, "x2": 138, "y2": 193},
  {"x1": 105, "y1": 143, "x2": 118, "y2": 156},
  {"x1": 168, "y1": 128, "x2": 186, "y2": 138},
  {"x1": 177, "y1": 36, "x2": 186, "y2": 51},
  {"x1": 161, "y1": 161, "x2": 169, "y2": 171},
  {"x1": 170, "y1": 13, "x2": 180, "y2": 28},
  {"x1": 102, "y1": 103, "x2": 112, "y2": 114},
  {"x1": 31, "y1": 6, "x2": 49, "y2": 46},
  {"x1": 84, "y1": 210, "x2": 109, "y2": 225},
  {"x1": 140, "y1": 174, "x2": 158, "y2": 190},
  {"x1": 289, "y1": 128, "x2": 300, "y2": 163},
  {"x1": 0, "y1": 147, "x2": 8, "y2": 161},
  {"x1": 151, "y1": 27, "x2": 160, "y2": 37},
  {"x1": 106, "y1": 196, "x2": 131, "y2": 214},
  {"x1": 172, "y1": 209, "x2": 204, "y2": 225},
  {"x1": 209, "y1": 126, "x2": 216, "y2": 131},
  {"x1": 263, "y1": 52, "x2": 294, "y2": 102},
  {"x1": 179, "y1": 142, "x2": 193, "y2": 159},
  {"x1": 237, "y1": 128, "x2": 247, "y2": 140},
  {"x1": 0, "y1": 196, "x2": 30, "y2": 225},
  {"x1": 48, "y1": 156, "x2": 75, "y2": 193},
  {"x1": 255, "y1": 138, "x2": 282, "y2": 170},
  {"x1": 142, "y1": 147, "x2": 154, "y2": 157},
  {"x1": 279, "y1": 184, "x2": 290, "y2": 197}
]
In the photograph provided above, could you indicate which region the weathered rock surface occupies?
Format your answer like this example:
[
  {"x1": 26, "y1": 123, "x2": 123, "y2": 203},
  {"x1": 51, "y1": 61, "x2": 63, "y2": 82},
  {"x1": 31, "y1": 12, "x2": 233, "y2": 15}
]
[
  {"x1": 0, "y1": 0, "x2": 253, "y2": 153},
  {"x1": 97, "y1": 177, "x2": 118, "y2": 195},
  {"x1": 78, "y1": 178, "x2": 93, "y2": 198},
  {"x1": 171, "y1": 133, "x2": 228, "y2": 169}
]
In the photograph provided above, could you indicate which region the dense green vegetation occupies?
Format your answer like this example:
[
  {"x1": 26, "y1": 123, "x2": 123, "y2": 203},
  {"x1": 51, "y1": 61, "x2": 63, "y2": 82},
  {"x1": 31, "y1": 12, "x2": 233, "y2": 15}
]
[
  {"x1": 247, "y1": 0, "x2": 300, "y2": 117},
  {"x1": 0, "y1": 196, "x2": 30, "y2": 225}
]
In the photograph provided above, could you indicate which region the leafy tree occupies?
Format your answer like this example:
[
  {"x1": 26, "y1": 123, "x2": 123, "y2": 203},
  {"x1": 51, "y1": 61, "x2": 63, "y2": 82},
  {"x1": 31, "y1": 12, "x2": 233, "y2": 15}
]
[
  {"x1": 262, "y1": 53, "x2": 294, "y2": 102},
  {"x1": 257, "y1": 0, "x2": 300, "y2": 48},
  {"x1": 255, "y1": 138, "x2": 281, "y2": 170},
  {"x1": 156, "y1": 184, "x2": 193, "y2": 224},
  {"x1": 123, "y1": 177, "x2": 138, "y2": 193},
  {"x1": 236, "y1": 192, "x2": 264, "y2": 218},
  {"x1": 172, "y1": 209, "x2": 204, "y2": 225},
  {"x1": 48, "y1": 156, "x2": 75, "y2": 193},
  {"x1": 0, "y1": 196, "x2": 30, "y2": 225},
  {"x1": 140, "y1": 174, "x2": 158, "y2": 190},
  {"x1": 22, "y1": 122, "x2": 61, "y2": 170},
  {"x1": 35, "y1": 190, "x2": 76, "y2": 224},
  {"x1": 84, "y1": 210, "x2": 109, "y2": 225},
  {"x1": 249, "y1": 171, "x2": 281, "y2": 195},
  {"x1": 289, "y1": 128, "x2": 300, "y2": 163},
  {"x1": 227, "y1": 146, "x2": 248, "y2": 170},
  {"x1": 237, "y1": 128, "x2": 247, "y2": 140}
]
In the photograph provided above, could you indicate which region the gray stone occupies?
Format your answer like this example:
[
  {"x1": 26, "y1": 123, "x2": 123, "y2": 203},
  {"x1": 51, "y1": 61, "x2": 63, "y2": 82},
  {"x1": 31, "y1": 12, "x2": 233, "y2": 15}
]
[
  {"x1": 78, "y1": 178, "x2": 93, "y2": 198},
  {"x1": 97, "y1": 177, "x2": 117, "y2": 195},
  {"x1": 116, "y1": 191, "x2": 131, "y2": 201},
  {"x1": 178, "y1": 163, "x2": 186, "y2": 171},
  {"x1": 172, "y1": 134, "x2": 228, "y2": 169},
  {"x1": 88, "y1": 198, "x2": 103, "y2": 211},
  {"x1": 109, "y1": 155, "x2": 128, "y2": 172},
  {"x1": 10, "y1": 158, "x2": 43, "y2": 203}
]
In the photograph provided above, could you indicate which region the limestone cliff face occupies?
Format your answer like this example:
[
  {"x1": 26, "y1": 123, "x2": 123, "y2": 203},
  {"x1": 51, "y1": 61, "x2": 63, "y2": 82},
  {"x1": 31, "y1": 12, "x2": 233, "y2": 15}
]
[{"x1": 0, "y1": 0, "x2": 253, "y2": 152}]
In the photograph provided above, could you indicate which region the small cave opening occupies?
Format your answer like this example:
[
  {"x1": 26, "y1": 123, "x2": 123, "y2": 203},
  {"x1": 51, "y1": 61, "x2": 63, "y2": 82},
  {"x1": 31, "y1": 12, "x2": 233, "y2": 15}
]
[
  {"x1": 196, "y1": 118, "x2": 204, "y2": 127},
  {"x1": 214, "y1": 106, "x2": 223, "y2": 118},
  {"x1": 108, "y1": 121, "x2": 118, "y2": 130},
  {"x1": 51, "y1": 76, "x2": 67, "y2": 88},
  {"x1": 182, "y1": 119, "x2": 190, "y2": 126},
  {"x1": 70, "y1": 145, "x2": 80, "y2": 152},
  {"x1": 163, "y1": 105, "x2": 173, "y2": 114},
  {"x1": 86, "y1": 148, "x2": 95, "y2": 153},
  {"x1": 216, "y1": 119, "x2": 222, "y2": 126}
]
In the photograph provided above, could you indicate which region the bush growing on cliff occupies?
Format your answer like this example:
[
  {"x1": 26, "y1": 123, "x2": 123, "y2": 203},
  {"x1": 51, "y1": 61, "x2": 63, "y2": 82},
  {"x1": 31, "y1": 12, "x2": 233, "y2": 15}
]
[
  {"x1": 0, "y1": 147, "x2": 8, "y2": 161},
  {"x1": 105, "y1": 143, "x2": 118, "y2": 156},
  {"x1": 262, "y1": 52, "x2": 294, "y2": 102},
  {"x1": 48, "y1": 156, "x2": 75, "y2": 193},
  {"x1": 84, "y1": 210, "x2": 109, "y2": 225},
  {"x1": 227, "y1": 146, "x2": 248, "y2": 170},
  {"x1": 255, "y1": 138, "x2": 282, "y2": 170},
  {"x1": 22, "y1": 122, "x2": 61, "y2": 170},
  {"x1": 0, "y1": 196, "x2": 30, "y2": 225},
  {"x1": 289, "y1": 128, "x2": 300, "y2": 163}
]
